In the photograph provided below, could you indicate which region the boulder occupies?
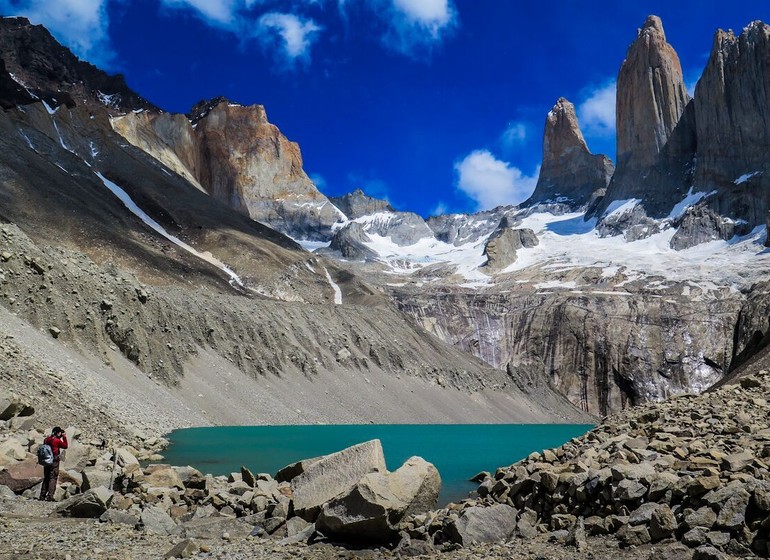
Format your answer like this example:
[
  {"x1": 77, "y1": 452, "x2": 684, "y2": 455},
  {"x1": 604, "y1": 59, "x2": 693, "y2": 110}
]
[
  {"x1": 181, "y1": 515, "x2": 258, "y2": 540},
  {"x1": 445, "y1": 504, "x2": 517, "y2": 545},
  {"x1": 0, "y1": 392, "x2": 24, "y2": 421},
  {"x1": 650, "y1": 504, "x2": 677, "y2": 540},
  {"x1": 145, "y1": 467, "x2": 184, "y2": 490},
  {"x1": 81, "y1": 468, "x2": 113, "y2": 491},
  {"x1": 0, "y1": 457, "x2": 42, "y2": 493},
  {"x1": 55, "y1": 486, "x2": 113, "y2": 518},
  {"x1": 163, "y1": 539, "x2": 199, "y2": 559},
  {"x1": 100, "y1": 509, "x2": 140, "y2": 526},
  {"x1": 0, "y1": 438, "x2": 27, "y2": 461},
  {"x1": 315, "y1": 456, "x2": 440, "y2": 542},
  {"x1": 715, "y1": 490, "x2": 750, "y2": 530},
  {"x1": 290, "y1": 439, "x2": 387, "y2": 521},
  {"x1": 692, "y1": 545, "x2": 727, "y2": 560},
  {"x1": 141, "y1": 505, "x2": 181, "y2": 535},
  {"x1": 684, "y1": 506, "x2": 717, "y2": 530},
  {"x1": 617, "y1": 524, "x2": 651, "y2": 547}
]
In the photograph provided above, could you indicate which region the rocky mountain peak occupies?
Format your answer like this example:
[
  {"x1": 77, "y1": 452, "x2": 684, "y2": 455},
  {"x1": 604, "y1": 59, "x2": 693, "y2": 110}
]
[
  {"x1": 0, "y1": 16, "x2": 154, "y2": 113},
  {"x1": 524, "y1": 97, "x2": 613, "y2": 209},
  {"x1": 186, "y1": 96, "x2": 261, "y2": 125},
  {"x1": 329, "y1": 189, "x2": 394, "y2": 220},
  {"x1": 615, "y1": 15, "x2": 689, "y2": 170}
]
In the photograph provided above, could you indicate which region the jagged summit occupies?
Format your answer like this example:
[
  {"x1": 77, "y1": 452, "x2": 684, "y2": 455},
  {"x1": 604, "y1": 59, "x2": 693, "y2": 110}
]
[
  {"x1": 0, "y1": 16, "x2": 155, "y2": 113},
  {"x1": 329, "y1": 189, "x2": 394, "y2": 220},
  {"x1": 641, "y1": 14, "x2": 664, "y2": 36},
  {"x1": 524, "y1": 97, "x2": 613, "y2": 208},
  {"x1": 187, "y1": 96, "x2": 258, "y2": 125}
]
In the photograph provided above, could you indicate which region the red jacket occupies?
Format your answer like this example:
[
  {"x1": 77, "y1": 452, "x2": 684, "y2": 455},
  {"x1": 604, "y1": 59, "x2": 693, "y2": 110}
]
[{"x1": 44, "y1": 434, "x2": 68, "y2": 459}]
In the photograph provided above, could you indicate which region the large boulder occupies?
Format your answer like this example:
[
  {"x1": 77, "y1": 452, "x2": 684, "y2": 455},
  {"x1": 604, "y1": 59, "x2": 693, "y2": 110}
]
[
  {"x1": 141, "y1": 505, "x2": 181, "y2": 535},
  {"x1": 0, "y1": 457, "x2": 42, "y2": 493},
  {"x1": 483, "y1": 222, "x2": 539, "y2": 271},
  {"x1": 445, "y1": 504, "x2": 518, "y2": 545},
  {"x1": 181, "y1": 515, "x2": 259, "y2": 540},
  {"x1": 145, "y1": 467, "x2": 184, "y2": 490},
  {"x1": 315, "y1": 456, "x2": 441, "y2": 542},
  {"x1": 55, "y1": 486, "x2": 113, "y2": 518},
  {"x1": 81, "y1": 467, "x2": 114, "y2": 491},
  {"x1": 290, "y1": 439, "x2": 387, "y2": 521}
]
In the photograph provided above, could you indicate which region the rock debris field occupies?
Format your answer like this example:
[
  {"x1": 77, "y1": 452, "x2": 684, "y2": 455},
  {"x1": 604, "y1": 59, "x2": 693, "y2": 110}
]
[{"x1": 1, "y1": 370, "x2": 769, "y2": 560}]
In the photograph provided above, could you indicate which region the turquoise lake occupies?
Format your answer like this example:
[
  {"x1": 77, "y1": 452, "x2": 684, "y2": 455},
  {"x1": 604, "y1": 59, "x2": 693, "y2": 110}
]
[{"x1": 162, "y1": 424, "x2": 593, "y2": 505}]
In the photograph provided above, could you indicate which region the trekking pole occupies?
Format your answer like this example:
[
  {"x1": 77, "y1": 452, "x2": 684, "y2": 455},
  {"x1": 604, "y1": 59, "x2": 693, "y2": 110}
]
[{"x1": 108, "y1": 446, "x2": 118, "y2": 490}]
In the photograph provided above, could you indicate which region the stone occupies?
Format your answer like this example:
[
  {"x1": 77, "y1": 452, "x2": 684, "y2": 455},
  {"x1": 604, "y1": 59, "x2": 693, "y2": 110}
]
[
  {"x1": 0, "y1": 457, "x2": 42, "y2": 492},
  {"x1": 290, "y1": 439, "x2": 387, "y2": 521},
  {"x1": 141, "y1": 505, "x2": 180, "y2": 535},
  {"x1": 754, "y1": 481, "x2": 770, "y2": 511},
  {"x1": 721, "y1": 451, "x2": 754, "y2": 472},
  {"x1": 145, "y1": 467, "x2": 184, "y2": 490},
  {"x1": 715, "y1": 490, "x2": 750, "y2": 529},
  {"x1": 705, "y1": 531, "x2": 730, "y2": 547},
  {"x1": 687, "y1": 476, "x2": 721, "y2": 496},
  {"x1": 629, "y1": 502, "x2": 659, "y2": 526},
  {"x1": 650, "y1": 504, "x2": 677, "y2": 540},
  {"x1": 55, "y1": 487, "x2": 113, "y2": 518},
  {"x1": 163, "y1": 539, "x2": 199, "y2": 559},
  {"x1": 614, "y1": 479, "x2": 647, "y2": 501},
  {"x1": 650, "y1": 542, "x2": 694, "y2": 560},
  {"x1": 81, "y1": 468, "x2": 113, "y2": 491},
  {"x1": 181, "y1": 515, "x2": 257, "y2": 540},
  {"x1": 483, "y1": 223, "x2": 539, "y2": 271},
  {"x1": 240, "y1": 466, "x2": 256, "y2": 487},
  {"x1": 525, "y1": 97, "x2": 613, "y2": 209},
  {"x1": 315, "y1": 456, "x2": 440, "y2": 542},
  {"x1": 692, "y1": 545, "x2": 727, "y2": 560},
  {"x1": 100, "y1": 509, "x2": 139, "y2": 526},
  {"x1": 566, "y1": 517, "x2": 587, "y2": 550},
  {"x1": 0, "y1": 438, "x2": 27, "y2": 461},
  {"x1": 0, "y1": 393, "x2": 24, "y2": 420},
  {"x1": 617, "y1": 524, "x2": 651, "y2": 547},
  {"x1": 683, "y1": 527, "x2": 710, "y2": 547},
  {"x1": 445, "y1": 504, "x2": 517, "y2": 545}
]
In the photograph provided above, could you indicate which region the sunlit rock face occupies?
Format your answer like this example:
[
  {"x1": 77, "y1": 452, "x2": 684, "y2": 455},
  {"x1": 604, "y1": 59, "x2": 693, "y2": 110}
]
[
  {"x1": 113, "y1": 98, "x2": 344, "y2": 240},
  {"x1": 524, "y1": 97, "x2": 613, "y2": 209},
  {"x1": 693, "y1": 21, "x2": 770, "y2": 226}
]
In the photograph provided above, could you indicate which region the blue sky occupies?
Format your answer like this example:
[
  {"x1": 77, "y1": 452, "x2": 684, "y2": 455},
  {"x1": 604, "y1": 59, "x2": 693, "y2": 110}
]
[{"x1": 1, "y1": 1, "x2": 768, "y2": 216}]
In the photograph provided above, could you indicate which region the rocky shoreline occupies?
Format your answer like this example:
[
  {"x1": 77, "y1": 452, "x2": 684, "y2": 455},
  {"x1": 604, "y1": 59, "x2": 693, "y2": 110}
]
[{"x1": 1, "y1": 370, "x2": 769, "y2": 559}]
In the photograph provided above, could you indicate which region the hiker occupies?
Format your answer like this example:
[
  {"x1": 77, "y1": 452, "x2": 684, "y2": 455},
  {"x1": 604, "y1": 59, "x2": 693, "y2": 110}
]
[{"x1": 39, "y1": 426, "x2": 68, "y2": 501}]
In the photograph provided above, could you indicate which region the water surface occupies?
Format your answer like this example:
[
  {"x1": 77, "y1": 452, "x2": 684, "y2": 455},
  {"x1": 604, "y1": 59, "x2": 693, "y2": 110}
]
[{"x1": 163, "y1": 424, "x2": 592, "y2": 505}]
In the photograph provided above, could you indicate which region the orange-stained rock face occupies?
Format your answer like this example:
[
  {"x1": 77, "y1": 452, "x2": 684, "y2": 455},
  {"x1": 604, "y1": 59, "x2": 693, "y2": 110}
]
[
  {"x1": 113, "y1": 99, "x2": 344, "y2": 240},
  {"x1": 615, "y1": 15, "x2": 690, "y2": 170},
  {"x1": 525, "y1": 97, "x2": 613, "y2": 208}
]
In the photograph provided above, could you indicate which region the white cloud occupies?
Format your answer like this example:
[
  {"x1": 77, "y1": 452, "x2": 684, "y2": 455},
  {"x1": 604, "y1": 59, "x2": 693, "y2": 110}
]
[
  {"x1": 392, "y1": 0, "x2": 451, "y2": 26},
  {"x1": 500, "y1": 121, "x2": 527, "y2": 149},
  {"x1": 162, "y1": 0, "x2": 240, "y2": 25},
  {"x1": 455, "y1": 150, "x2": 538, "y2": 210},
  {"x1": 309, "y1": 172, "x2": 327, "y2": 190},
  {"x1": 257, "y1": 12, "x2": 321, "y2": 63},
  {"x1": 577, "y1": 81, "x2": 616, "y2": 137},
  {"x1": 0, "y1": 0, "x2": 114, "y2": 66},
  {"x1": 431, "y1": 201, "x2": 448, "y2": 216}
]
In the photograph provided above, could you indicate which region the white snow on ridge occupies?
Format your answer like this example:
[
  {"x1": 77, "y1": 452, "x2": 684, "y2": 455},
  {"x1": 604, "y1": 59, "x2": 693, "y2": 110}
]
[
  {"x1": 95, "y1": 172, "x2": 244, "y2": 287},
  {"x1": 735, "y1": 171, "x2": 761, "y2": 185},
  {"x1": 604, "y1": 198, "x2": 640, "y2": 218},
  {"x1": 323, "y1": 267, "x2": 343, "y2": 304},
  {"x1": 668, "y1": 188, "x2": 716, "y2": 219}
]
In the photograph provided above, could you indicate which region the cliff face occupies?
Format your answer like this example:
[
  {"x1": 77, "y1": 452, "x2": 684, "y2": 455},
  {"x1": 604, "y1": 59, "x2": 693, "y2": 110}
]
[
  {"x1": 394, "y1": 285, "x2": 743, "y2": 417},
  {"x1": 594, "y1": 16, "x2": 692, "y2": 222},
  {"x1": 0, "y1": 17, "x2": 154, "y2": 113},
  {"x1": 113, "y1": 99, "x2": 344, "y2": 239},
  {"x1": 525, "y1": 98, "x2": 614, "y2": 208},
  {"x1": 330, "y1": 189, "x2": 393, "y2": 219},
  {"x1": 694, "y1": 21, "x2": 770, "y2": 225}
]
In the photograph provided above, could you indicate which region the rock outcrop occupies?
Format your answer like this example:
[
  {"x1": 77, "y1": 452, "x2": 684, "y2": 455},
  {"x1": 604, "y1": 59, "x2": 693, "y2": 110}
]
[
  {"x1": 693, "y1": 21, "x2": 770, "y2": 226},
  {"x1": 329, "y1": 189, "x2": 393, "y2": 220},
  {"x1": 323, "y1": 222, "x2": 377, "y2": 261},
  {"x1": 113, "y1": 99, "x2": 344, "y2": 240},
  {"x1": 0, "y1": 16, "x2": 154, "y2": 113},
  {"x1": 595, "y1": 16, "x2": 693, "y2": 224},
  {"x1": 482, "y1": 218, "x2": 538, "y2": 271},
  {"x1": 524, "y1": 98, "x2": 613, "y2": 209}
]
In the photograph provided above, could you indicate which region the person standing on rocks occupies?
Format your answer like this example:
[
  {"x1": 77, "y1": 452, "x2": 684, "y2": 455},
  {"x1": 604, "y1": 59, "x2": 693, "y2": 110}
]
[{"x1": 39, "y1": 426, "x2": 67, "y2": 501}]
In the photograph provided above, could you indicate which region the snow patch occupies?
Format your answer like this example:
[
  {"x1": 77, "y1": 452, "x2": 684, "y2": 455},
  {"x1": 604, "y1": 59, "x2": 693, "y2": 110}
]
[
  {"x1": 735, "y1": 172, "x2": 761, "y2": 185},
  {"x1": 323, "y1": 267, "x2": 342, "y2": 304},
  {"x1": 604, "y1": 198, "x2": 640, "y2": 218},
  {"x1": 95, "y1": 172, "x2": 243, "y2": 287},
  {"x1": 668, "y1": 188, "x2": 717, "y2": 219}
]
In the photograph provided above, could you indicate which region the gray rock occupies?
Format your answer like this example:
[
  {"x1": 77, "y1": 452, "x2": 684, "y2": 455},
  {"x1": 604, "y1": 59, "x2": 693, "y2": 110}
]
[
  {"x1": 324, "y1": 222, "x2": 377, "y2": 261},
  {"x1": 614, "y1": 479, "x2": 647, "y2": 501},
  {"x1": 182, "y1": 515, "x2": 257, "y2": 540},
  {"x1": 141, "y1": 505, "x2": 180, "y2": 535},
  {"x1": 617, "y1": 524, "x2": 651, "y2": 547},
  {"x1": 100, "y1": 509, "x2": 139, "y2": 526},
  {"x1": 81, "y1": 468, "x2": 113, "y2": 491},
  {"x1": 683, "y1": 527, "x2": 710, "y2": 547},
  {"x1": 315, "y1": 456, "x2": 440, "y2": 542},
  {"x1": 650, "y1": 504, "x2": 677, "y2": 540},
  {"x1": 684, "y1": 506, "x2": 717, "y2": 530},
  {"x1": 329, "y1": 189, "x2": 393, "y2": 220},
  {"x1": 163, "y1": 539, "x2": 199, "y2": 559},
  {"x1": 650, "y1": 542, "x2": 694, "y2": 560},
  {"x1": 291, "y1": 439, "x2": 387, "y2": 521},
  {"x1": 692, "y1": 545, "x2": 727, "y2": 560},
  {"x1": 483, "y1": 224, "x2": 539, "y2": 271},
  {"x1": 715, "y1": 490, "x2": 750, "y2": 530},
  {"x1": 566, "y1": 517, "x2": 587, "y2": 550},
  {"x1": 445, "y1": 504, "x2": 517, "y2": 545},
  {"x1": 629, "y1": 502, "x2": 659, "y2": 526},
  {"x1": 55, "y1": 486, "x2": 113, "y2": 518},
  {"x1": 705, "y1": 531, "x2": 730, "y2": 547},
  {"x1": 754, "y1": 481, "x2": 770, "y2": 511},
  {"x1": 0, "y1": 484, "x2": 15, "y2": 498}
]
